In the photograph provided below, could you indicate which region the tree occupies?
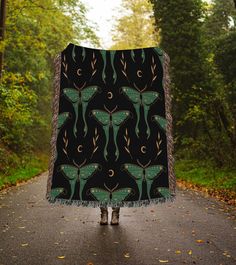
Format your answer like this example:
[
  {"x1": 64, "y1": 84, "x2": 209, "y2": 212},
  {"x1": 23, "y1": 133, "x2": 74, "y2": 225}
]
[
  {"x1": 110, "y1": 0, "x2": 159, "y2": 49},
  {"x1": 149, "y1": 0, "x2": 206, "y2": 146}
]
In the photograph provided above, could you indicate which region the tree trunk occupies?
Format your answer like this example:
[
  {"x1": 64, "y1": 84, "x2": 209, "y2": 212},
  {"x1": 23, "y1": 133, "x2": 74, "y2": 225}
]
[{"x1": 0, "y1": 0, "x2": 7, "y2": 79}]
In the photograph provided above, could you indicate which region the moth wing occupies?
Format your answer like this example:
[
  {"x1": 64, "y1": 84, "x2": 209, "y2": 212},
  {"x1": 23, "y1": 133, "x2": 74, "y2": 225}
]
[
  {"x1": 81, "y1": 86, "x2": 99, "y2": 102},
  {"x1": 63, "y1": 88, "x2": 79, "y2": 103},
  {"x1": 121, "y1": 86, "x2": 140, "y2": 103},
  {"x1": 79, "y1": 163, "x2": 100, "y2": 180},
  {"x1": 50, "y1": 188, "x2": 65, "y2": 200},
  {"x1": 142, "y1": 91, "x2": 159, "y2": 106},
  {"x1": 57, "y1": 112, "x2": 70, "y2": 129},
  {"x1": 153, "y1": 115, "x2": 167, "y2": 132},
  {"x1": 157, "y1": 187, "x2": 172, "y2": 198},
  {"x1": 90, "y1": 188, "x2": 110, "y2": 202},
  {"x1": 146, "y1": 165, "x2": 164, "y2": 180},
  {"x1": 112, "y1": 110, "x2": 130, "y2": 126},
  {"x1": 123, "y1": 164, "x2": 143, "y2": 180},
  {"x1": 59, "y1": 164, "x2": 78, "y2": 180},
  {"x1": 112, "y1": 188, "x2": 132, "y2": 202},
  {"x1": 92, "y1": 110, "x2": 110, "y2": 126}
]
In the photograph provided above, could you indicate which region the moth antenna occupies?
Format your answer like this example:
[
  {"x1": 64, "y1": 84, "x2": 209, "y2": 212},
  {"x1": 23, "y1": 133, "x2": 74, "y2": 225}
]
[
  {"x1": 79, "y1": 158, "x2": 87, "y2": 168},
  {"x1": 140, "y1": 84, "x2": 147, "y2": 92},
  {"x1": 104, "y1": 182, "x2": 111, "y2": 192},
  {"x1": 72, "y1": 159, "x2": 80, "y2": 168},
  {"x1": 111, "y1": 183, "x2": 119, "y2": 192}
]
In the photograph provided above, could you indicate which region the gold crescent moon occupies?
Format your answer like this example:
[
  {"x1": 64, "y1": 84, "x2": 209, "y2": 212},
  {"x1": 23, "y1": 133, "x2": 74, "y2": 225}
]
[
  {"x1": 141, "y1": 145, "x2": 146, "y2": 154},
  {"x1": 77, "y1": 145, "x2": 83, "y2": 152},
  {"x1": 137, "y1": 70, "x2": 143, "y2": 77},
  {"x1": 107, "y1": 91, "x2": 113, "y2": 99},
  {"x1": 108, "y1": 169, "x2": 114, "y2": 177},
  {"x1": 77, "y1": 68, "x2": 82, "y2": 76}
]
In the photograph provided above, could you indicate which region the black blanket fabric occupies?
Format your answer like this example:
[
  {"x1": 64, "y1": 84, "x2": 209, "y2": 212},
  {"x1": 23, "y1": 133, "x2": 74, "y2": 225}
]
[{"x1": 46, "y1": 43, "x2": 176, "y2": 207}]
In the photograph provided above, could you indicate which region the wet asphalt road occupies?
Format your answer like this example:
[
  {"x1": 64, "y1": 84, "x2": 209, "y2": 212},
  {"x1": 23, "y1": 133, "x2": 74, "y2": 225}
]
[{"x1": 0, "y1": 171, "x2": 236, "y2": 265}]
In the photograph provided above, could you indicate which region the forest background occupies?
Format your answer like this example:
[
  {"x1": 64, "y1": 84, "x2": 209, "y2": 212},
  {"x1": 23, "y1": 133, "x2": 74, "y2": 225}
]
[{"x1": 0, "y1": 0, "x2": 235, "y2": 204}]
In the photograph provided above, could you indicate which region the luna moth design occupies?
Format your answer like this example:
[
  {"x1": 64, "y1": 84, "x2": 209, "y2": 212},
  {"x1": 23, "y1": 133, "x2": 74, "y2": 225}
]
[
  {"x1": 156, "y1": 187, "x2": 172, "y2": 199},
  {"x1": 50, "y1": 187, "x2": 65, "y2": 200},
  {"x1": 120, "y1": 86, "x2": 160, "y2": 138},
  {"x1": 90, "y1": 183, "x2": 132, "y2": 203},
  {"x1": 58, "y1": 159, "x2": 102, "y2": 200},
  {"x1": 131, "y1": 49, "x2": 145, "y2": 63},
  {"x1": 63, "y1": 85, "x2": 101, "y2": 137},
  {"x1": 121, "y1": 160, "x2": 165, "y2": 201},
  {"x1": 153, "y1": 47, "x2": 164, "y2": 65},
  {"x1": 100, "y1": 50, "x2": 117, "y2": 84},
  {"x1": 72, "y1": 44, "x2": 86, "y2": 63},
  {"x1": 91, "y1": 105, "x2": 131, "y2": 161},
  {"x1": 152, "y1": 115, "x2": 167, "y2": 132}
]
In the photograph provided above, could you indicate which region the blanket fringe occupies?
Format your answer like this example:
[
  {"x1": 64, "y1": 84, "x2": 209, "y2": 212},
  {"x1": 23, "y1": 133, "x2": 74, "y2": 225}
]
[{"x1": 46, "y1": 193, "x2": 176, "y2": 208}]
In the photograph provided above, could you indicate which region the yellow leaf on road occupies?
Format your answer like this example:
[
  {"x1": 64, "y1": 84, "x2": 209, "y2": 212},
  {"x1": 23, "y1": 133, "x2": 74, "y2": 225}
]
[
  {"x1": 124, "y1": 252, "x2": 130, "y2": 258},
  {"x1": 175, "y1": 249, "x2": 181, "y2": 254},
  {"x1": 196, "y1": 239, "x2": 204, "y2": 243},
  {"x1": 21, "y1": 243, "x2": 28, "y2": 247},
  {"x1": 188, "y1": 250, "x2": 192, "y2": 255},
  {"x1": 57, "y1": 256, "x2": 65, "y2": 259},
  {"x1": 159, "y1": 260, "x2": 169, "y2": 263}
]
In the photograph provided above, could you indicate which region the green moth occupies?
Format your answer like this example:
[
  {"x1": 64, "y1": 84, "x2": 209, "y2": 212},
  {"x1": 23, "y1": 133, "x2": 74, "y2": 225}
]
[
  {"x1": 49, "y1": 187, "x2": 65, "y2": 200},
  {"x1": 63, "y1": 86, "x2": 100, "y2": 137},
  {"x1": 58, "y1": 162, "x2": 101, "y2": 200},
  {"x1": 122, "y1": 162, "x2": 165, "y2": 201},
  {"x1": 120, "y1": 86, "x2": 160, "y2": 138},
  {"x1": 90, "y1": 186, "x2": 132, "y2": 204},
  {"x1": 91, "y1": 109, "x2": 131, "y2": 161},
  {"x1": 152, "y1": 115, "x2": 167, "y2": 132}
]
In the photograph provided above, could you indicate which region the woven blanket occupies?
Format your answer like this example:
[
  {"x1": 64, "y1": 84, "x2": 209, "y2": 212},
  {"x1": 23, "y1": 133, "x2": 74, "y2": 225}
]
[{"x1": 45, "y1": 43, "x2": 176, "y2": 207}]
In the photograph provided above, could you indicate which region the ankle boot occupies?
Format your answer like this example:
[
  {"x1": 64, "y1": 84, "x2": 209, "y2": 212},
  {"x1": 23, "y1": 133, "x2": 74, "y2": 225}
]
[
  {"x1": 110, "y1": 207, "x2": 120, "y2": 225},
  {"x1": 100, "y1": 207, "x2": 108, "y2": 225}
]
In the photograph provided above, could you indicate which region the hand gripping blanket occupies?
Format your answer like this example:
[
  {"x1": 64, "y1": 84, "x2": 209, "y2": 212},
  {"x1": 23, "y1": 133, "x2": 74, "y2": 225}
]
[{"x1": 46, "y1": 43, "x2": 176, "y2": 207}]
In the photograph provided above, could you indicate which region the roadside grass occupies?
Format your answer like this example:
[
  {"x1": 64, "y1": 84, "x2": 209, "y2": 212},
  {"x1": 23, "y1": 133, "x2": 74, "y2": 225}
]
[
  {"x1": 175, "y1": 159, "x2": 236, "y2": 192},
  {"x1": 0, "y1": 152, "x2": 48, "y2": 190}
]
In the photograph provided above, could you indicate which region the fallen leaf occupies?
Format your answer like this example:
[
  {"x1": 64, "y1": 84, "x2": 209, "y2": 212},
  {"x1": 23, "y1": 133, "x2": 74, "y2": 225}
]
[
  {"x1": 159, "y1": 260, "x2": 169, "y2": 263},
  {"x1": 21, "y1": 243, "x2": 28, "y2": 247},
  {"x1": 57, "y1": 256, "x2": 65, "y2": 259},
  {"x1": 124, "y1": 252, "x2": 130, "y2": 258},
  {"x1": 113, "y1": 241, "x2": 119, "y2": 244},
  {"x1": 175, "y1": 250, "x2": 181, "y2": 254},
  {"x1": 87, "y1": 262, "x2": 93, "y2": 265},
  {"x1": 188, "y1": 250, "x2": 192, "y2": 255},
  {"x1": 196, "y1": 239, "x2": 204, "y2": 243}
]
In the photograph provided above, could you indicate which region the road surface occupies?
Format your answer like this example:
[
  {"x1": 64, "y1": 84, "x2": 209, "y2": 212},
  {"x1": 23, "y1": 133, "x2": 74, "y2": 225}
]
[{"x1": 0, "y1": 171, "x2": 235, "y2": 265}]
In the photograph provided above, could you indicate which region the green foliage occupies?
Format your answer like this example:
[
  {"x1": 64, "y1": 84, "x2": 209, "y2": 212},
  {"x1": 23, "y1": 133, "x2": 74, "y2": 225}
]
[
  {"x1": 150, "y1": 0, "x2": 236, "y2": 167},
  {"x1": 175, "y1": 159, "x2": 236, "y2": 192},
  {"x1": 0, "y1": 0, "x2": 100, "y2": 173},
  {"x1": 110, "y1": 0, "x2": 159, "y2": 49}
]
